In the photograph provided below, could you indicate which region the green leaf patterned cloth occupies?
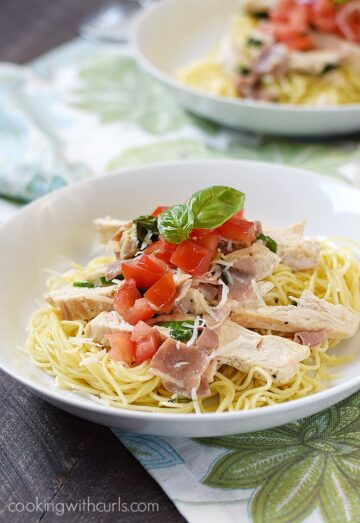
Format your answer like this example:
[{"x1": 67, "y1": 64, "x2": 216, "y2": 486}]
[
  {"x1": 1, "y1": 37, "x2": 360, "y2": 523},
  {"x1": 114, "y1": 393, "x2": 360, "y2": 523}
]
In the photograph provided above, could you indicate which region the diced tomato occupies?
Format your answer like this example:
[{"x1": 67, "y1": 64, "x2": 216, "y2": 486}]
[
  {"x1": 232, "y1": 209, "x2": 245, "y2": 220},
  {"x1": 218, "y1": 218, "x2": 256, "y2": 246},
  {"x1": 130, "y1": 321, "x2": 161, "y2": 363},
  {"x1": 144, "y1": 272, "x2": 176, "y2": 313},
  {"x1": 131, "y1": 320, "x2": 154, "y2": 342},
  {"x1": 283, "y1": 34, "x2": 313, "y2": 50},
  {"x1": 151, "y1": 206, "x2": 169, "y2": 217},
  {"x1": 144, "y1": 240, "x2": 177, "y2": 264},
  {"x1": 190, "y1": 229, "x2": 220, "y2": 253},
  {"x1": 121, "y1": 254, "x2": 168, "y2": 290},
  {"x1": 114, "y1": 279, "x2": 154, "y2": 324},
  {"x1": 106, "y1": 332, "x2": 135, "y2": 363},
  {"x1": 170, "y1": 240, "x2": 213, "y2": 276}
]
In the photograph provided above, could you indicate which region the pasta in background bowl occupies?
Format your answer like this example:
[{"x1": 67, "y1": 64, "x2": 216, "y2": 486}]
[
  {"x1": 133, "y1": 0, "x2": 360, "y2": 135},
  {"x1": 1, "y1": 160, "x2": 360, "y2": 436}
]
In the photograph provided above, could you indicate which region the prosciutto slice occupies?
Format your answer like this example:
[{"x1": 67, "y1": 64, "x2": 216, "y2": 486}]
[
  {"x1": 196, "y1": 328, "x2": 219, "y2": 351},
  {"x1": 294, "y1": 330, "x2": 328, "y2": 347},
  {"x1": 149, "y1": 338, "x2": 214, "y2": 398}
]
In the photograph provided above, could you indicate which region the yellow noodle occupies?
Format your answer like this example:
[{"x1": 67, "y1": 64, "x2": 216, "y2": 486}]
[{"x1": 27, "y1": 240, "x2": 360, "y2": 413}]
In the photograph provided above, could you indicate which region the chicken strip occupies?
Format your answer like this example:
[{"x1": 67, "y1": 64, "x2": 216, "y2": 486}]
[
  {"x1": 224, "y1": 243, "x2": 281, "y2": 280},
  {"x1": 214, "y1": 320, "x2": 309, "y2": 383},
  {"x1": 231, "y1": 290, "x2": 359, "y2": 340},
  {"x1": 94, "y1": 217, "x2": 129, "y2": 243},
  {"x1": 84, "y1": 311, "x2": 132, "y2": 344},
  {"x1": 263, "y1": 222, "x2": 320, "y2": 271},
  {"x1": 46, "y1": 284, "x2": 120, "y2": 321}
]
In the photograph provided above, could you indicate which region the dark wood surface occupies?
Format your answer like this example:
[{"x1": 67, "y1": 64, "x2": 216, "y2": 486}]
[{"x1": 0, "y1": 1, "x2": 185, "y2": 521}]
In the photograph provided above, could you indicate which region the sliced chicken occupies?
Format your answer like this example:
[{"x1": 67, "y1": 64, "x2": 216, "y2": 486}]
[
  {"x1": 84, "y1": 311, "x2": 131, "y2": 344},
  {"x1": 94, "y1": 217, "x2": 129, "y2": 243},
  {"x1": 115, "y1": 223, "x2": 139, "y2": 260},
  {"x1": 214, "y1": 320, "x2": 310, "y2": 383},
  {"x1": 310, "y1": 32, "x2": 360, "y2": 74},
  {"x1": 231, "y1": 290, "x2": 359, "y2": 340},
  {"x1": 263, "y1": 222, "x2": 320, "y2": 271},
  {"x1": 149, "y1": 338, "x2": 214, "y2": 398},
  {"x1": 46, "y1": 284, "x2": 120, "y2": 321},
  {"x1": 177, "y1": 288, "x2": 214, "y2": 316},
  {"x1": 288, "y1": 50, "x2": 345, "y2": 75},
  {"x1": 225, "y1": 243, "x2": 281, "y2": 280}
]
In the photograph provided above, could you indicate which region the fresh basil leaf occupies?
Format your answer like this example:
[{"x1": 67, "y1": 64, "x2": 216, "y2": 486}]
[
  {"x1": 237, "y1": 65, "x2": 251, "y2": 75},
  {"x1": 247, "y1": 37, "x2": 263, "y2": 47},
  {"x1": 188, "y1": 186, "x2": 245, "y2": 229},
  {"x1": 134, "y1": 215, "x2": 159, "y2": 246},
  {"x1": 157, "y1": 205, "x2": 194, "y2": 244},
  {"x1": 256, "y1": 233, "x2": 277, "y2": 253},
  {"x1": 321, "y1": 63, "x2": 339, "y2": 75},
  {"x1": 221, "y1": 268, "x2": 233, "y2": 286},
  {"x1": 73, "y1": 281, "x2": 95, "y2": 288},
  {"x1": 158, "y1": 321, "x2": 195, "y2": 342}
]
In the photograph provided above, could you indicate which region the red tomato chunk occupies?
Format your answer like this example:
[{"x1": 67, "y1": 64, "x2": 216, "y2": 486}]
[
  {"x1": 121, "y1": 254, "x2": 168, "y2": 290},
  {"x1": 170, "y1": 240, "x2": 213, "y2": 276},
  {"x1": 114, "y1": 279, "x2": 154, "y2": 325},
  {"x1": 106, "y1": 332, "x2": 135, "y2": 363},
  {"x1": 144, "y1": 272, "x2": 176, "y2": 313},
  {"x1": 130, "y1": 321, "x2": 161, "y2": 363},
  {"x1": 218, "y1": 218, "x2": 256, "y2": 246}
]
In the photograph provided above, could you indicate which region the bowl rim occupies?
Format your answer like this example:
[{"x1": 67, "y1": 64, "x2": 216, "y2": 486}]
[
  {"x1": 132, "y1": 0, "x2": 360, "y2": 114},
  {"x1": 1, "y1": 158, "x2": 360, "y2": 422}
]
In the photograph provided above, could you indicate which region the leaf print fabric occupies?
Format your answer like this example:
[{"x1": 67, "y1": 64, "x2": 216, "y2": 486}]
[{"x1": 193, "y1": 396, "x2": 360, "y2": 523}]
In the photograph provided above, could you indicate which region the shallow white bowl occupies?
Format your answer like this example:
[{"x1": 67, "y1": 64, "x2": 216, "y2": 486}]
[
  {"x1": 0, "y1": 160, "x2": 359, "y2": 436},
  {"x1": 133, "y1": 0, "x2": 360, "y2": 136}
]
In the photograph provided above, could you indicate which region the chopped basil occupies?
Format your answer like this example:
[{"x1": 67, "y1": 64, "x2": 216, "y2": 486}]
[
  {"x1": 256, "y1": 233, "x2": 278, "y2": 253},
  {"x1": 247, "y1": 37, "x2": 263, "y2": 47},
  {"x1": 158, "y1": 321, "x2": 195, "y2": 342},
  {"x1": 252, "y1": 12, "x2": 269, "y2": 19},
  {"x1": 188, "y1": 186, "x2": 245, "y2": 229},
  {"x1": 321, "y1": 63, "x2": 339, "y2": 75},
  {"x1": 73, "y1": 281, "x2": 95, "y2": 288},
  {"x1": 134, "y1": 215, "x2": 159, "y2": 246},
  {"x1": 221, "y1": 268, "x2": 233, "y2": 286},
  {"x1": 237, "y1": 65, "x2": 251, "y2": 75},
  {"x1": 157, "y1": 204, "x2": 194, "y2": 244}
]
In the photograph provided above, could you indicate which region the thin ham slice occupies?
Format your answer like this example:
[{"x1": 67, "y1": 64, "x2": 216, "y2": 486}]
[
  {"x1": 228, "y1": 255, "x2": 256, "y2": 301},
  {"x1": 196, "y1": 328, "x2": 219, "y2": 351},
  {"x1": 294, "y1": 330, "x2": 328, "y2": 347},
  {"x1": 149, "y1": 338, "x2": 213, "y2": 398}
]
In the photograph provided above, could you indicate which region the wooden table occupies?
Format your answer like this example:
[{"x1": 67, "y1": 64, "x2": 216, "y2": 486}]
[{"x1": 0, "y1": 1, "x2": 185, "y2": 520}]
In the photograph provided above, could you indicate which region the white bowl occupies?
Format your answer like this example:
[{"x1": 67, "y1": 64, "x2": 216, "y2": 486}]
[
  {"x1": 133, "y1": 0, "x2": 360, "y2": 136},
  {"x1": 0, "y1": 160, "x2": 359, "y2": 436}
]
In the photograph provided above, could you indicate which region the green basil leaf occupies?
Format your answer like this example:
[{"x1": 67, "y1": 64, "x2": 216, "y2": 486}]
[
  {"x1": 321, "y1": 63, "x2": 339, "y2": 75},
  {"x1": 158, "y1": 321, "x2": 195, "y2": 342},
  {"x1": 256, "y1": 233, "x2": 277, "y2": 253},
  {"x1": 188, "y1": 186, "x2": 245, "y2": 229},
  {"x1": 73, "y1": 281, "x2": 95, "y2": 288},
  {"x1": 133, "y1": 215, "x2": 159, "y2": 246},
  {"x1": 157, "y1": 205, "x2": 194, "y2": 244},
  {"x1": 247, "y1": 37, "x2": 263, "y2": 47}
]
